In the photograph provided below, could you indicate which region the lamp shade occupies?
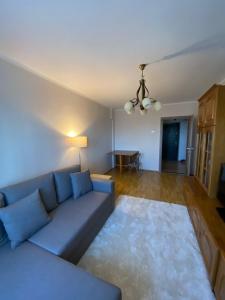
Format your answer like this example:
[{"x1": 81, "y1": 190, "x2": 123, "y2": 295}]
[
  {"x1": 142, "y1": 98, "x2": 151, "y2": 109},
  {"x1": 74, "y1": 136, "x2": 88, "y2": 148},
  {"x1": 124, "y1": 101, "x2": 134, "y2": 114},
  {"x1": 153, "y1": 101, "x2": 162, "y2": 111}
]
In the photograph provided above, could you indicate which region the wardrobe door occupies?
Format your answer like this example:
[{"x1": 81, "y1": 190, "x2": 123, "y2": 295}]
[
  {"x1": 196, "y1": 129, "x2": 205, "y2": 182},
  {"x1": 205, "y1": 92, "x2": 217, "y2": 127},
  {"x1": 189, "y1": 207, "x2": 201, "y2": 239},
  {"x1": 202, "y1": 127, "x2": 213, "y2": 189},
  {"x1": 198, "y1": 220, "x2": 219, "y2": 285},
  {"x1": 215, "y1": 254, "x2": 225, "y2": 300},
  {"x1": 198, "y1": 101, "x2": 206, "y2": 127}
]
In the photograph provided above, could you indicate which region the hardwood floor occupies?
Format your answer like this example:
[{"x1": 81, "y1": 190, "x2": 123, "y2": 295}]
[
  {"x1": 107, "y1": 168, "x2": 210, "y2": 206},
  {"x1": 162, "y1": 160, "x2": 186, "y2": 175},
  {"x1": 108, "y1": 167, "x2": 225, "y2": 247}
]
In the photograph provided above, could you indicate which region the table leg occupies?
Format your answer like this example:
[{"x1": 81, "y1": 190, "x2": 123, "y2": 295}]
[{"x1": 119, "y1": 155, "x2": 123, "y2": 172}]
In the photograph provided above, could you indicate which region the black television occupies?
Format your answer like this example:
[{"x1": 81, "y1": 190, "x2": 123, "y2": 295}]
[{"x1": 217, "y1": 163, "x2": 225, "y2": 222}]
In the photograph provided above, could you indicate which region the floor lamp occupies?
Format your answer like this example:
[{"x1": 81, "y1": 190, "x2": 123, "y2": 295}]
[{"x1": 74, "y1": 136, "x2": 88, "y2": 170}]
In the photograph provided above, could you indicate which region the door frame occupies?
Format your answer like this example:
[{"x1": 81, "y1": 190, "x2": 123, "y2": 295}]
[{"x1": 159, "y1": 115, "x2": 195, "y2": 175}]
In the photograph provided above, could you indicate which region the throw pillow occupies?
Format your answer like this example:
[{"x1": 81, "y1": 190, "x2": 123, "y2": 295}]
[
  {"x1": 0, "y1": 189, "x2": 50, "y2": 248},
  {"x1": 70, "y1": 170, "x2": 93, "y2": 199}
]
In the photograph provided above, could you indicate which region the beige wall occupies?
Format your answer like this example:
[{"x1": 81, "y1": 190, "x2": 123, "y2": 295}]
[{"x1": 0, "y1": 58, "x2": 112, "y2": 187}]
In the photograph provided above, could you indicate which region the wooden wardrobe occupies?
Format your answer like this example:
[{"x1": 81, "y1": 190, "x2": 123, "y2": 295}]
[
  {"x1": 195, "y1": 84, "x2": 225, "y2": 198},
  {"x1": 191, "y1": 84, "x2": 225, "y2": 299}
]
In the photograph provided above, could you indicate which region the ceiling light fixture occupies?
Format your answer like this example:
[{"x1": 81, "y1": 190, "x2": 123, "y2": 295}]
[{"x1": 124, "y1": 64, "x2": 162, "y2": 115}]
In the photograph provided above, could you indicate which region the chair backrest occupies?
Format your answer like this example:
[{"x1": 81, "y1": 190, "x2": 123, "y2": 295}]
[{"x1": 130, "y1": 152, "x2": 141, "y2": 165}]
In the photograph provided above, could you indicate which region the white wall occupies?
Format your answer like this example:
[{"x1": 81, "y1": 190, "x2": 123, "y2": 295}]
[
  {"x1": 114, "y1": 102, "x2": 198, "y2": 171},
  {"x1": 0, "y1": 58, "x2": 112, "y2": 188}
]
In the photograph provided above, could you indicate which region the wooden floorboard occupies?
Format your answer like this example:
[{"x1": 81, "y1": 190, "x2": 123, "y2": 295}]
[
  {"x1": 162, "y1": 160, "x2": 186, "y2": 174},
  {"x1": 107, "y1": 168, "x2": 209, "y2": 206}
]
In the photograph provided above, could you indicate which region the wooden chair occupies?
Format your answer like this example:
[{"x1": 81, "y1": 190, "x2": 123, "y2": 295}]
[{"x1": 128, "y1": 152, "x2": 142, "y2": 172}]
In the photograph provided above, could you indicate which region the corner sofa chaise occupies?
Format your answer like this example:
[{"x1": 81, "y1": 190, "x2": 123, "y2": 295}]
[{"x1": 0, "y1": 165, "x2": 121, "y2": 300}]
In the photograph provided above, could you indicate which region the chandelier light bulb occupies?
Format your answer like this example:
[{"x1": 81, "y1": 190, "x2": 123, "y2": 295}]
[
  {"x1": 142, "y1": 98, "x2": 151, "y2": 109},
  {"x1": 124, "y1": 101, "x2": 134, "y2": 114},
  {"x1": 127, "y1": 108, "x2": 134, "y2": 115},
  {"x1": 153, "y1": 101, "x2": 162, "y2": 111}
]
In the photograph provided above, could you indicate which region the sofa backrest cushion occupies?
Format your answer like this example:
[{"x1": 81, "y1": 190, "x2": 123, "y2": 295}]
[
  {"x1": 54, "y1": 165, "x2": 81, "y2": 203},
  {"x1": 0, "y1": 193, "x2": 8, "y2": 246},
  {"x1": 70, "y1": 170, "x2": 93, "y2": 199},
  {"x1": 0, "y1": 189, "x2": 50, "y2": 248},
  {"x1": 0, "y1": 173, "x2": 58, "y2": 212}
]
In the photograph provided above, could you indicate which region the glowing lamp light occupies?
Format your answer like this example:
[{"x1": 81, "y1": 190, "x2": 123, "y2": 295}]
[
  {"x1": 67, "y1": 132, "x2": 88, "y2": 148},
  {"x1": 74, "y1": 136, "x2": 88, "y2": 148},
  {"x1": 67, "y1": 131, "x2": 77, "y2": 138},
  {"x1": 66, "y1": 133, "x2": 88, "y2": 169}
]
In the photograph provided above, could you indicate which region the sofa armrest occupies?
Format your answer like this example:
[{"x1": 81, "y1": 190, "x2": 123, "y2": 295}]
[{"x1": 92, "y1": 179, "x2": 115, "y2": 194}]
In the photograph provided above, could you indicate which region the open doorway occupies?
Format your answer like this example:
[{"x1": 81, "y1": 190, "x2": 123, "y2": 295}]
[{"x1": 160, "y1": 116, "x2": 194, "y2": 175}]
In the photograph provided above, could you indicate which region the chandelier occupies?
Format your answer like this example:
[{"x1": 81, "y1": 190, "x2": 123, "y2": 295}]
[{"x1": 124, "y1": 64, "x2": 162, "y2": 115}]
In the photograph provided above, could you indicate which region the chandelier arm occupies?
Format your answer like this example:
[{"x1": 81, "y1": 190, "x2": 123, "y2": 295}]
[
  {"x1": 140, "y1": 79, "x2": 145, "y2": 100},
  {"x1": 144, "y1": 85, "x2": 150, "y2": 98},
  {"x1": 135, "y1": 82, "x2": 142, "y2": 105},
  {"x1": 130, "y1": 98, "x2": 138, "y2": 105}
]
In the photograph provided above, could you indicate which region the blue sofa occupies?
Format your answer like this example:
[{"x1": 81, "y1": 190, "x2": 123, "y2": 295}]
[{"x1": 0, "y1": 165, "x2": 121, "y2": 300}]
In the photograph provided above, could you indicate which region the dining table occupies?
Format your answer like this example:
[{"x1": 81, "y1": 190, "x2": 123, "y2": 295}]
[{"x1": 110, "y1": 150, "x2": 140, "y2": 171}]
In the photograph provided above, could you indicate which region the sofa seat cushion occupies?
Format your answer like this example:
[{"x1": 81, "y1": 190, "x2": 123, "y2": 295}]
[
  {"x1": 0, "y1": 242, "x2": 121, "y2": 300},
  {"x1": 29, "y1": 191, "x2": 113, "y2": 259}
]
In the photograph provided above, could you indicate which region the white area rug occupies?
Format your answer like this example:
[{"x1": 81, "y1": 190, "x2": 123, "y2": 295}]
[{"x1": 78, "y1": 195, "x2": 215, "y2": 300}]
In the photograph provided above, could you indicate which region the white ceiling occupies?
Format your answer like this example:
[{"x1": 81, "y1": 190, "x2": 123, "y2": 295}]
[{"x1": 0, "y1": 0, "x2": 225, "y2": 108}]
